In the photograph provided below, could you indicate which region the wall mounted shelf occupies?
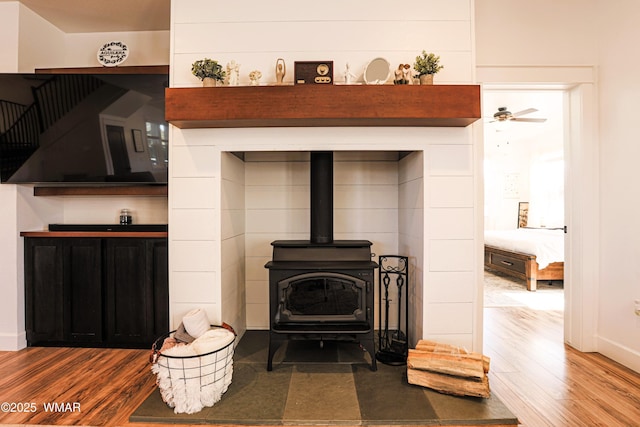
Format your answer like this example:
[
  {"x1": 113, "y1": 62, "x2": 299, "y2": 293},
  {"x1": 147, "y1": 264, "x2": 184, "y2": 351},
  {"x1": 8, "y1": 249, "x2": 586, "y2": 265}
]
[
  {"x1": 165, "y1": 84, "x2": 481, "y2": 128},
  {"x1": 33, "y1": 185, "x2": 167, "y2": 197},
  {"x1": 35, "y1": 65, "x2": 169, "y2": 75}
]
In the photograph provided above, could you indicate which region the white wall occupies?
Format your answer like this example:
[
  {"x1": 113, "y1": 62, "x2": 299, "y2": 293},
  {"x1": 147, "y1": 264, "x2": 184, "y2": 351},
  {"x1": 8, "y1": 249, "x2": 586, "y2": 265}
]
[
  {"x1": 0, "y1": 2, "x2": 20, "y2": 349},
  {"x1": 423, "y1": 130, "x2": 479, "y2": 349},
  {"x1": 168, "y1": 137, "x2": 220, "y2": 328},
  {"x1": 16, "y1": 5, "x2": 169, "y2": 70},
  {"x1": 399, "y1": 152, "x2": 424, "y2": 342},
  {"x1": 169, "y1": 0, "x2": 480, "y2": 349},
  {"x1": 476, "y1": 0, "x2": 640, "y2": 372},
  {"x1": 64, "y1": 31, "x2": 170, "y2": 68},
  {"x1": 1, "y1": 0, "x2": 636, "y2": 375},
  {"x1": 0, "y1": 185, "x2": 21, "y2": 349},
  {"x1": 16, "y1": 3, "x2": 168, "y2": 70},
  {"x1": 171, "y1": 0, "x2": 473, "y2": 87},
  {"x1": 0, "y1": 3, "x2": 170, "y2": 350},
  {"x1": 594, "y1": 0, "x2": 640, "y2": 372},
  {"x1": 169, "y1": 130, "x2": 480, "y2": 348},
  {"x1": 244, "y1": 153, "x2": 308, "y2": 329},
  {"x1": 475, "y1": 0, "x2": 597, "y2": 67},
  {"x1": 0, "y1": 3, "x2": 19, "y2": 71},
  {"x1": 244, "y1": 152, "x2": 401, "y2": 331},
  {"x1": 0, "y1": 185, "x2": 65, "y2": 349},
  {"x1": 221, "y1": 152, "x2": 246, "y2": 334},
  {"x1": 17, "y1": 3, "x2": 66, "y2": 71}
]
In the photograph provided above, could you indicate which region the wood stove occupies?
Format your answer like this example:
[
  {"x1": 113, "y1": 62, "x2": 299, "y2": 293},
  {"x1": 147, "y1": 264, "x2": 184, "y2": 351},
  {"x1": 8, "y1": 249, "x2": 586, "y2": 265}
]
[{"x1": 264, "y1": 152, "x2": 378, "y2": 371}]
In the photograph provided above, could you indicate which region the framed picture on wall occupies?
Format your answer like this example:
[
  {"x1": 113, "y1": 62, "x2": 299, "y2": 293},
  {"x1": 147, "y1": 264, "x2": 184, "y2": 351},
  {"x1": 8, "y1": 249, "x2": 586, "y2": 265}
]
[
  {"x1": 518, "y1": 202, "x2": 529, "y2": 228},
  {"x1": 132, "y1": 129, "x2": 145, "y2": 152}
]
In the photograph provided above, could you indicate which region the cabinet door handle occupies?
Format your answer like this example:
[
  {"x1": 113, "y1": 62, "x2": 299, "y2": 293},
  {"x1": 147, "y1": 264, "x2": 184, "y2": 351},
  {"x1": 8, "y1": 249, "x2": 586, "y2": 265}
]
[{"x1": 501, "y1": 260, "x2": 514, "y2": 266}]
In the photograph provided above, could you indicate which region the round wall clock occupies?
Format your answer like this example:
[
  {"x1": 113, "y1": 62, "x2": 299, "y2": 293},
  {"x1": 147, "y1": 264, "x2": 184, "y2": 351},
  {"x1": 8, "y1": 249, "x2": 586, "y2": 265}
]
[{"x1": 97, "y1": 41, "x2": 129, "y2": 67}]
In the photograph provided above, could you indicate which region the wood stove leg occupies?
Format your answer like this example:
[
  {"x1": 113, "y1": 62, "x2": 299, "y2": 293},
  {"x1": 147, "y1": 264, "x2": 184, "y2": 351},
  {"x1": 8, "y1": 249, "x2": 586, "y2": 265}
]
[
  {"x1": 361, "y1": 337, "x2": 377, "y2": 371},
  {"x1": 268, "y1": 333, "x2": 285, "y2": 371}
]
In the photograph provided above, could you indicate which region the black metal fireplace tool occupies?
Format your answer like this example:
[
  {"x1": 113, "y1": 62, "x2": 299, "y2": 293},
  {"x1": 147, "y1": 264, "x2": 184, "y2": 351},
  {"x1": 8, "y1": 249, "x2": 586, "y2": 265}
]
[{"x1": 376, "y1": 255, "x2": 409, "y2": 365}]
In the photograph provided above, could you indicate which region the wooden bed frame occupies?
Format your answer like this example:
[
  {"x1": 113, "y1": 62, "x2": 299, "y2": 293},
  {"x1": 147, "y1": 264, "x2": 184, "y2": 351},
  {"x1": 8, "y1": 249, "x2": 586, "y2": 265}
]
[{"x1": 484, "y1": 245, "x2": 564, "y2": 291}]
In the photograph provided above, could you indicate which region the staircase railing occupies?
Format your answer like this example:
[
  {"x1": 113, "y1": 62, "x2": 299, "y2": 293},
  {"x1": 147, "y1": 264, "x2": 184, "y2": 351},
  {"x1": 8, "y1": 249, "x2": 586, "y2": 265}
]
[
  {"x1": 0, "y1": 103, "x2": 40, "y2": 181},
  {"x1": 0, "y1": 100, "x2": 27, "y2": 134},
  {"x1": 32, "y1": 74, "x2": 104, "y2": 131},
  {"x1": 0, "y1": 74, "x2": 105, "y2": 181}
]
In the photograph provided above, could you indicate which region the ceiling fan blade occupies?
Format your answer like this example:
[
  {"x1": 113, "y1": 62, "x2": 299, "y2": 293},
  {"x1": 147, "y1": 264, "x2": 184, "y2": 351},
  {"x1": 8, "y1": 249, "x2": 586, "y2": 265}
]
[
  {"x1": 511, "y1": 108, "x2": 538, "y2": 117},
  {"x1": 511, "y1": 117, "x2": 547, "y2": 123}
]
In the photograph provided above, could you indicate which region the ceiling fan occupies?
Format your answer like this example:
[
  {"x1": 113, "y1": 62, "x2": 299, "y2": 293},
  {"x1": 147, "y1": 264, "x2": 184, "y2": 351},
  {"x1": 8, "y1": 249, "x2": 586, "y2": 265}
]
[{"x1": 489, "y1": 107, "x2": 547, "y2": 123}]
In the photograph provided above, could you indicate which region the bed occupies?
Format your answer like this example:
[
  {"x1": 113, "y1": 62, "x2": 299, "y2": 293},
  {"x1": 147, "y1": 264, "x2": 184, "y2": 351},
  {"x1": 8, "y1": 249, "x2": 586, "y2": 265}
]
[{"x1": 484, "y1": 228, "x2": 564, "y2": 291}]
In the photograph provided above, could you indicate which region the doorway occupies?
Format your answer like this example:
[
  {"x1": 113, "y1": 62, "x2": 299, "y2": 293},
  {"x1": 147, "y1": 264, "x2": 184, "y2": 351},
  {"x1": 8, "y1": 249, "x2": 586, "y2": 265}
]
[
  {"x1": 477, "y1": 66, "x2": 599, "y2": 352},
  {"x1": 482, "y1": 88, "x2": 566, "y2": 312},
  {"x1": 106, "y1": 124, "x2": 131, "y2": 176}
]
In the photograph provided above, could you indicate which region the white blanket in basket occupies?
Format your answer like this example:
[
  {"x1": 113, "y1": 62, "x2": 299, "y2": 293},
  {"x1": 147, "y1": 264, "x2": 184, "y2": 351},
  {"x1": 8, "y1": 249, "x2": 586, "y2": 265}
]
[{"x1": 152, "y1": 328, "x2": 235, "y2": 414}]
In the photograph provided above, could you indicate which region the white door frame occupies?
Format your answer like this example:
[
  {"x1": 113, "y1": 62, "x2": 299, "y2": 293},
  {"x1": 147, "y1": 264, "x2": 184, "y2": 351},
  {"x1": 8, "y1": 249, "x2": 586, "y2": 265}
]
[{"x1": 477, "y1": 65, "x2": 599, "y2": 352}]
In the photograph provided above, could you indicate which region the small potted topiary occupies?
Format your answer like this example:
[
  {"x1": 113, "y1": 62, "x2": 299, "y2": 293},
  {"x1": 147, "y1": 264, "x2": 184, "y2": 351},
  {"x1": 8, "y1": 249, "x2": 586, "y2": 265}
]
[
  {"x1": 191, "y1": 58, "x2": 226, "y2": 87},
  {"x1": 413, "y1": 51, "x2": 444, "y2": 85}
]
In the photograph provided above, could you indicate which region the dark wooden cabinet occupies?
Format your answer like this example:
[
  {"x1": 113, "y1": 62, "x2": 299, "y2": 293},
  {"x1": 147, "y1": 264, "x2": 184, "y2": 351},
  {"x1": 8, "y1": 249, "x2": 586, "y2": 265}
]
[
  {"x1": 24, "y1": 238, "x2": 65, "y2": 343},
  {"x1": 24, "y1": 236, "x2": 168, "y2": 348},
  {"x1": 66, "y1": 239, "x2": 103, "y2": 343},
  {"x1": 104, "y1": 238, "x2": 168, "y2": 345}
]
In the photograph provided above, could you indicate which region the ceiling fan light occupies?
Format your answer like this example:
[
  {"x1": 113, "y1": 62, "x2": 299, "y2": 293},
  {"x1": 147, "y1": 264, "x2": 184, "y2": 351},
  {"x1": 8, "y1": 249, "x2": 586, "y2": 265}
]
[{"x1": 493, "y1": 107, "x2": 511, "y2": 120}]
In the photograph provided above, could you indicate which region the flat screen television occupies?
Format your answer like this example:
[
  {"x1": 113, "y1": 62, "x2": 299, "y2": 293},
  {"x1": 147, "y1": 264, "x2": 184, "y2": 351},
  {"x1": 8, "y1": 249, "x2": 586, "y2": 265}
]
[{"x1": 0, "y1": 72, "x2": 168, "y2": 184}]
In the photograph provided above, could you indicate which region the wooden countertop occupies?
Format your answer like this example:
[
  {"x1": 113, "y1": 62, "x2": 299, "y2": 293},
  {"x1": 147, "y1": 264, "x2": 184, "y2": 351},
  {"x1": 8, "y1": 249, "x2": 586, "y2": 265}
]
[{"x1": 20, "y1": 231, "x2": 168, "y2": 238}]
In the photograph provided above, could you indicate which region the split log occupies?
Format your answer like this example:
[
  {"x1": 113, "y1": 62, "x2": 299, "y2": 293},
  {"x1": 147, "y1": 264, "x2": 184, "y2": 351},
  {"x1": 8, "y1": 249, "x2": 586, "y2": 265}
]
[
  {"x1": 406, "y1": 340, "x2": 492, "y2": 398},
  {"x1": 414, "y1": 340, "x2": 490, "y2": 373},
  {"x1": 407, "y1": 349, "x2": 485, "y2": 380},
  {"x1": 407, "y1": 368, "x2": 490, "y2": 398}
]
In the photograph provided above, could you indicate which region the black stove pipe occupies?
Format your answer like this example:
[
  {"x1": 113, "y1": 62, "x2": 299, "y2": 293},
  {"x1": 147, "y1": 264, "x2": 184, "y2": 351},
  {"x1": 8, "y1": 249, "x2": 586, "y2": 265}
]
[{"x1": 310, "y1": 151, "x2": 333, "y2": 244}]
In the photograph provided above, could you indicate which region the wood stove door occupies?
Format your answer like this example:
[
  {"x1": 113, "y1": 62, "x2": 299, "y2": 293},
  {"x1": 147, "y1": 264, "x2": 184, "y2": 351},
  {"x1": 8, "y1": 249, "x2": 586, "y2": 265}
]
[{"x1": 276, "y1": 271, "x2": 368, "y2": 324}]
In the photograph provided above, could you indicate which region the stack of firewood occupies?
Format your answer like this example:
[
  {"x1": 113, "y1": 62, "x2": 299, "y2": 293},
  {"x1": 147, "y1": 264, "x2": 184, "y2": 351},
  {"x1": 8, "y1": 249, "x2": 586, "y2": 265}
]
[{"x1": 406, "y1": 340, "x2": 491, "y2": 398}]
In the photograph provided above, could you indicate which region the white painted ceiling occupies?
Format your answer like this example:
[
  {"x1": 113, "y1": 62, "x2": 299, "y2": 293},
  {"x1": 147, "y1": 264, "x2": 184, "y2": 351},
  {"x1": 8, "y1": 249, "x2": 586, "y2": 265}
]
[{"x1": 1, "y1": 0, "x2": 170, "y2": 33}]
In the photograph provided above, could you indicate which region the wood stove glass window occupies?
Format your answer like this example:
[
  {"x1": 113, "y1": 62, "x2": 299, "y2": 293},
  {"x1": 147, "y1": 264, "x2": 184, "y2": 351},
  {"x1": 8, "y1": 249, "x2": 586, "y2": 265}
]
[{"x1": 277, "y1": 272, "x2": 367, "y2": 323}]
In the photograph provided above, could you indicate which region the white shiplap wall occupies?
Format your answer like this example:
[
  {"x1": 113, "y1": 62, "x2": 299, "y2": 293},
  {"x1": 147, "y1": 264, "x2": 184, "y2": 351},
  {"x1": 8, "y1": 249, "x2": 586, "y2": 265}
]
[
  {"x1": 169, "y1": 0, "x2": 480, "y2": 349},
  {"x1": 221, "y1": 153, "x2": 246, "y2": 333},
  {"x1": 170, "y1": 0, "x2": 473, "y2": 87},
  {"x1": 243, "y1": 152, "x2": 400, "y2": 330}
]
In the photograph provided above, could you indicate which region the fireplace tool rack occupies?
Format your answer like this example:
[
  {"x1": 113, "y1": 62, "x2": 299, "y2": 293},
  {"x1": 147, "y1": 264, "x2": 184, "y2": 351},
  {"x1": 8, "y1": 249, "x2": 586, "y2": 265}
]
[{"x1": 376, "y1": 255, "x2": 409, "y2": 365}]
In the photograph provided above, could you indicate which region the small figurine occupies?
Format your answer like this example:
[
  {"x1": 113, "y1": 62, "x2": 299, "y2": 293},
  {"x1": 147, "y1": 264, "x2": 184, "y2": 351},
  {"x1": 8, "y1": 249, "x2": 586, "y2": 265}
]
[
  {"x1": 226, "y1": 60, "x2": 240, "y2": 86},
  {"x1": 275, "y1": 58, "x2": 286, "y2": 84},
  {"x1": 394, "y1": 64, "x2": 405, "y2": 84},
  {"x1": 344, "y1": 63, "x2": 356, "y2": 84},
  {"x1": 249, "y1": 70, "x2": 262, "y2": 86},
  {"x1": 403, "y1": 64, "x2": 413, "y2": 85},
  {"x1": 393, "y1": 63, "x2": 414, "y2": 85}
]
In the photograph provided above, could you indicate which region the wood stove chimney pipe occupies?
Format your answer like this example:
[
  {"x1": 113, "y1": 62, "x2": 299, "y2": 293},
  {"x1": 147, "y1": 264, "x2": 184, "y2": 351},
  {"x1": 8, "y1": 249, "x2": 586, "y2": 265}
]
[{"x1": 310, "y1": 151, "x2": 333, "y2": 244}]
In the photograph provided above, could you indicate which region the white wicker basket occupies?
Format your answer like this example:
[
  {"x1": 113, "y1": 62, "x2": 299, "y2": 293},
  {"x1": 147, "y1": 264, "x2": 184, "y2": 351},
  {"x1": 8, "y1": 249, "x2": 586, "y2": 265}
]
[{"x1": 151, "y1": 326, "x2": 235, "y2": 414}]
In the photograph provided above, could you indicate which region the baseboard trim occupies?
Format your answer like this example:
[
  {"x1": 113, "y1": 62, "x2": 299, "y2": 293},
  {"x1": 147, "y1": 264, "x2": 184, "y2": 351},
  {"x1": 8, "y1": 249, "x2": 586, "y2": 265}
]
[
  {"x1": 0, "y1": 331, "x2": 27, "y2": 351},
  {"x1": 598, "y1": 336, "x2": 640, "y2": 374}
]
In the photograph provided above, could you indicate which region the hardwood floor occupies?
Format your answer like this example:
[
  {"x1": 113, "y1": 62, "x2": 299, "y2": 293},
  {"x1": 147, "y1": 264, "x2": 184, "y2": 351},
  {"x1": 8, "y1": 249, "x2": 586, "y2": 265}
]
[
  {"x1": 485, "y1": 299, "x2": 640, "y2": 426},
  {"x1": 0, "y1": 346, "x2": 157, "y2": 426},
  {"x1": 0, "y1": 307, "x2": 638, "y2": 426}
]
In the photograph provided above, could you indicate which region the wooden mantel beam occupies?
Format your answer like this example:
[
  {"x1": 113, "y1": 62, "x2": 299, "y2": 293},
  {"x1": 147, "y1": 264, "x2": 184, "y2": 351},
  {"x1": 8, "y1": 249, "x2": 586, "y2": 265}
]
[{"x1": 165, "y1": 84, "x2": 481, "y2": 128}]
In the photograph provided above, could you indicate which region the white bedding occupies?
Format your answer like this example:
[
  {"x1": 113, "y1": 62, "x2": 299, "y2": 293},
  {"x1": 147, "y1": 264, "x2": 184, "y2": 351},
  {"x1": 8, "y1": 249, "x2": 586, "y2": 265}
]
[{"x1": 484, "y1": 228, "x2": 564, "y2": 269}]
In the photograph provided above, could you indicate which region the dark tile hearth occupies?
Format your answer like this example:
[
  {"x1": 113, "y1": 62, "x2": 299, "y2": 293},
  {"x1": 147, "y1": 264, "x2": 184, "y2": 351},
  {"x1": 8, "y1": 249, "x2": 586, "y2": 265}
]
[{"x1": 130, "y1": 330, "x2": 517, "y2": 426}]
